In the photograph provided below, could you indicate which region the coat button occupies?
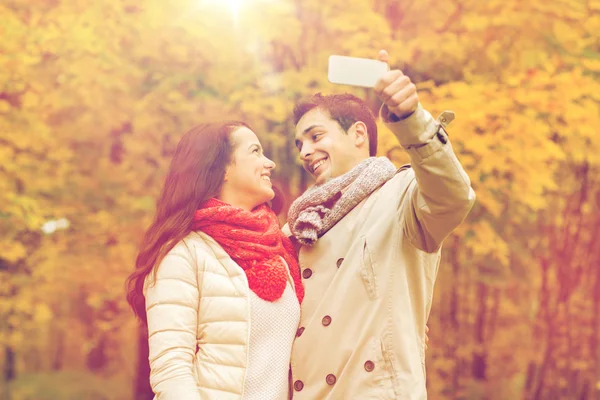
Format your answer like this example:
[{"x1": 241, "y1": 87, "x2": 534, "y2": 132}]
[
  {"x1": 364, "y1": 360, "x2": 375, "y2": 372},
  {"x1": 294, "y1": 380, "x2": 304, "y2": 391},
  {"x1": 326, "y1": 374, "x2": 337, "y2": 385},
  {"x1": 296, "y1": 327, "x2": 305, "y2": 337},
  {"x1": 336, "y1": 258, "x2": 344, "y2": 268},
  {"x1": 302, "y1": 268, "x2": 313, "y2": 279},
  {"x1": 322, "y1": 315, "x2": 332, "y2": 326}
]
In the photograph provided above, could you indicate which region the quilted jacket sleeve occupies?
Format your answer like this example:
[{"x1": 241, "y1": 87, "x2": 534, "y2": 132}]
[{"x1": 145, "y1": 240, "x2": 202, "y2": 400}]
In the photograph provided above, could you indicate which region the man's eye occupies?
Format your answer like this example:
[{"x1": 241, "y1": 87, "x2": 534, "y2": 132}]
[{"x1": 312, "y1": 133, "x2": 322, "y2": 140}]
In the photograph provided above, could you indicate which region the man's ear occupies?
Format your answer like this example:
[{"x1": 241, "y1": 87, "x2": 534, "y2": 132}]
[{"x1": 351, "y1": 121, "x2": 369, "y2": 149}]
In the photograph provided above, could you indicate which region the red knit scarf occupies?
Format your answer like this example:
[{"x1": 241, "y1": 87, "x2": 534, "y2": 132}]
[{"x1": 191, "y1": 198, "x2": 304, "y2": 304}]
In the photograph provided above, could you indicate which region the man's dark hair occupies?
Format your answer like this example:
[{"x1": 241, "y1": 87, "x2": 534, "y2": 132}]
[{"x1": 293, "y1": 93, "x2": 378, "y2": 156}]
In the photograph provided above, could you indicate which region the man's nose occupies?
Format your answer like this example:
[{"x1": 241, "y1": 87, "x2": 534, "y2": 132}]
[{"x1": 300, "y1": 142, "x2": 314, "y2": 160}]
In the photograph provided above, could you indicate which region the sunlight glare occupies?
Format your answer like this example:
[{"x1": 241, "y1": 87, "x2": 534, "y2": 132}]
[
  {"x1": 224, "y1": 0, "x2": 244, "y2": 17},
  {"x1": 201, "y1": 0, "x2": 245, "y2": 23}
]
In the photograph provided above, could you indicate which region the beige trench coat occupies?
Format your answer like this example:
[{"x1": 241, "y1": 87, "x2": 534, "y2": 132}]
[{"x1": 286, "y1": 104, "x2": 476, "y2": 399}]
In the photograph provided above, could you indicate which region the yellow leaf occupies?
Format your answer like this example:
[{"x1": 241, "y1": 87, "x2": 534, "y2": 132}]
[
  {"x1": 0, "y1": 240, "x2": 27, "y2": 263},
  {"x1": 21, "y1": 92, "x2": 40, "y2": 109},
  {"x1": 34, "y1": 304, "x2": 53, "y2": 323},
  {"x1": 582, "y1": 58, "x2": 600, "y2": 72},
  {"x1": 0, "y1": 100, "x2": 11, "y2": 112}
]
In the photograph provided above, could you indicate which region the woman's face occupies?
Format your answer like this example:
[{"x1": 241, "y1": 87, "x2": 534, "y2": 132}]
[{"x1": 220, "y1": 127, "x2": 276, "y2": 210}]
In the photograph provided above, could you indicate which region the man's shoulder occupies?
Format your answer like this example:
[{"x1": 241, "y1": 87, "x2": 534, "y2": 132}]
[
  {"x1": 379, "y1": 164, "x2": 414, "y2": 190},
  {"x1": 393, "y1": 163, "x2": 413, "y2": 179}
]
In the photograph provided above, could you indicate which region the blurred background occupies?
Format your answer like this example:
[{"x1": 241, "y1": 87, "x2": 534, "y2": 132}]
[{"x1": 1, "y1": 0, "x2": 599, "y2": 399}]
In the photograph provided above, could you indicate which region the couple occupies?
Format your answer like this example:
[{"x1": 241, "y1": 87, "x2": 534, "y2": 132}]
[{"x1": 126, "y1": 51, "x2": 475, "y2": 400}]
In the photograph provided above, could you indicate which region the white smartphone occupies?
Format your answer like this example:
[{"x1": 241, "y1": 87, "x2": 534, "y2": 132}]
[{"x1": 327, "y1": 55, "x2": 388, "y2": 88}]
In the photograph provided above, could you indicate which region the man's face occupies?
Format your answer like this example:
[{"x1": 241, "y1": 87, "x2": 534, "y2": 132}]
[{"x1": 294, "y1": 108, "x2": 362, "y2": 185}]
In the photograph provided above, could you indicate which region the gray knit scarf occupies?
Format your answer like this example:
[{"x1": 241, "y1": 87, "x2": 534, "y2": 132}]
[{"x1": 287, "y1": 157, "x2": 397, "y2": 246}]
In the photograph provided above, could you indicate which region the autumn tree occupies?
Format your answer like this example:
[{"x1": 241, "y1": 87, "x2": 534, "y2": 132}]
[{"x1": 1, "y1": 0, "x2": 599, "y2": 399}]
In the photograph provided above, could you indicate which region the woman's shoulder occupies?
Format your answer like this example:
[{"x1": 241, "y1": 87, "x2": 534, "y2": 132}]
[
  {"x1": 174, "y1": 230, "x2": 229, "y2": 260},
  {"x1": 152, "y1": 232, "x2": 224, "y2": 280}
]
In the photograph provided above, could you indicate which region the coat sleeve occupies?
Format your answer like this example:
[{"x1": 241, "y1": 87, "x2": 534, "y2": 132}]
[
  {"x1": 144, "y1": 240, "x2": 202, "y2": 400},
  {"x1": 382, "y1": 104, "x2": 476, "y2": 253}
]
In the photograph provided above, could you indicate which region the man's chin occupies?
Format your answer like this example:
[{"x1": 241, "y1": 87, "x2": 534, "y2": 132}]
[
  {"x1": 312, "y1": 168, "x2": 331, "y2": 185},
  {"x1": 314, "y1": 175, "x2": 327, "y2": 185},
  {"x1": 319, "y1": 170, "x2": 341, "y2": 185}
]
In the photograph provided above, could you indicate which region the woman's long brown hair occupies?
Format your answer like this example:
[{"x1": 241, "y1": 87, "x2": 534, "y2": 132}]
[{"x1": 125, "y1": 121, "x2": 249, "y2": 321}]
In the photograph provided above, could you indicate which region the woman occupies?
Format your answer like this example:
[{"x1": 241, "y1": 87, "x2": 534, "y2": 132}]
[{"x1": 126, "y1": 121, "x2": 304, "y2": 400}]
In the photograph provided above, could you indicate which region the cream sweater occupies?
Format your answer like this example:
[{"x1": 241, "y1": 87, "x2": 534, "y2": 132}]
[{"x1": 242, "y1": 283, "x2": 300, "y2": 399}]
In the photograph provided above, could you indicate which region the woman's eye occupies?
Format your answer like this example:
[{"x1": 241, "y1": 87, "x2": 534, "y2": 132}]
[{"x1": 312, "y1": 133, "x2": 322, "y2": 140}]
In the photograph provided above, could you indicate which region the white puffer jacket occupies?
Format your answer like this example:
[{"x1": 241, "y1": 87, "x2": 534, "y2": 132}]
[{"x1": 144, "y1": 231, "x2": 255, "y2": 400}]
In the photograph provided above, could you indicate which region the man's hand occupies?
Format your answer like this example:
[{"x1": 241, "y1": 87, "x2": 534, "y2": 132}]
[{"x1": 374, "y1": 50, "x2": 419, "y2": 120}]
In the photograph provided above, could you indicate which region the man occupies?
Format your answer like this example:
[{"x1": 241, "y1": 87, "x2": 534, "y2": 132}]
[{"x1": 284, "y1": 51, "x2": 476, "y2": 399}]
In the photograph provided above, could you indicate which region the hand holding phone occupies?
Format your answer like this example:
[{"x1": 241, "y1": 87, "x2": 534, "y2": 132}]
[
  {"x1": 373, "y1": 64, "x2": 419, "y2": 120},
  {"x1": 327, "y1": 55, "x2": 389, "y2": 88}
]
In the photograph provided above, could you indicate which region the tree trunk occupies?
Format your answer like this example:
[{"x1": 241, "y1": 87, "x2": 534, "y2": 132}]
[
  {"x1": 4, "y1": 344, "x2": 15, "y2": 382},
  {"x1": 593, "y1": 243, "x2": 600, "y2": 400},
  {"x1": 134, "y1": 323, "x2": 153, "y2": 400},
  {"x1": 472, "y1": 282, "x2": 488, "y2": 381},
  {"x1": 448, "y1": 240, "x2": 461, "y2": 395},
  {"x1": 51, "y1": 329, "x2": 64, "y2": 371},
  {"x1": 531, "y1": 317, "x2": 556, "y2": 400},
  {"x1": 2, "y1": 344, "x2": 16, "y2": 400},
  {"x1": 86, "y1": 334, "x2": 107, "y2": 372}
]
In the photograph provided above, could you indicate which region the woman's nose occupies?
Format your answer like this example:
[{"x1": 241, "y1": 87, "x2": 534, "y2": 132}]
[{"x1": 265, "y1": 158, "x2": 276, "y2": 169}]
